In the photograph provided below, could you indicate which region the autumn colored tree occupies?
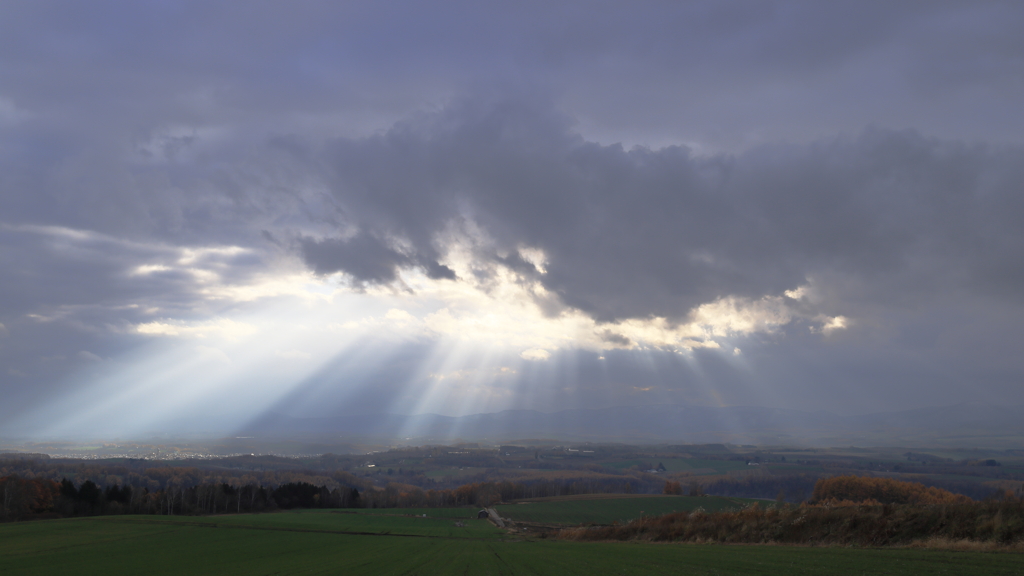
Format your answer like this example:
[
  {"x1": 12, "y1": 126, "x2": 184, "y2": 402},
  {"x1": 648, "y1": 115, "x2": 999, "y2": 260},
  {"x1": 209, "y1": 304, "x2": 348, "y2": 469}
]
[
  {"x1": 0, "y1": 475, "x2": 59, "y2": 519},
  {"x1": 812, "y1": 475, "x2": 971, "y2": 505}
]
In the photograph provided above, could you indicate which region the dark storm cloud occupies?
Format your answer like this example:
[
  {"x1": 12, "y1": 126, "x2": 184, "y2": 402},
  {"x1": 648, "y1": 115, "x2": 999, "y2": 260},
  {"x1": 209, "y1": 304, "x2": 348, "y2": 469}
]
[
  {"x1": 300, "y1": 232, "x2": 456, "y2": 285},
  {"x1": 306, "y1": 101, "x2": 1024, "y2": 323},
  {"x1": 0, "y1": 225, "x2": 274, "y2": 320}
]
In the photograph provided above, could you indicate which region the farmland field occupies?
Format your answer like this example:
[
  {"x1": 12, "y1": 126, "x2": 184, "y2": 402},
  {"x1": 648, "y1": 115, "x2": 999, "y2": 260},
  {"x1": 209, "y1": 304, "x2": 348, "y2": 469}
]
[
  {"x1": 601, "y1": 457, "x2": 754, "y2": 474},
  {"x1": 497, "y1": 494, "x2": 757, "y2": 525},
  {"x1": 424, "y1": 466, "x2": 485, "y2": 479},
  {"x1": 763, "y1": 464, "x2": 825, "y2": 473},
  {"x1": 3, "y1": 512, "x2": 1022, "y2": 575},
  {"x1": 348, "y1": 507, "x2": 481, "y2": 518}
]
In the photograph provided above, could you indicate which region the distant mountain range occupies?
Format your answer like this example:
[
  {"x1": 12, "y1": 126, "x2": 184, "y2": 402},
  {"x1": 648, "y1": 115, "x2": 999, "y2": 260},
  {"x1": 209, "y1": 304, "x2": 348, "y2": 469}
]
[{"x1": 239, "y1": 402, "x2": 1024, "y2": 448}]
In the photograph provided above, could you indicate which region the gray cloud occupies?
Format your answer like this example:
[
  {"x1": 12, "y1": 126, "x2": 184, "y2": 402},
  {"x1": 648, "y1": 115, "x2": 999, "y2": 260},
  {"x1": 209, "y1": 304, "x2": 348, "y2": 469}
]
[
  {"x1": 308, "y1": 102, "x2": 1024, "y2": 324},
  {"x1": 2, "y1": 2, "x2": 1024, "y2": 429},
  {"x1": 300, "y1": 232, "x2": 456, "y2": 285}
]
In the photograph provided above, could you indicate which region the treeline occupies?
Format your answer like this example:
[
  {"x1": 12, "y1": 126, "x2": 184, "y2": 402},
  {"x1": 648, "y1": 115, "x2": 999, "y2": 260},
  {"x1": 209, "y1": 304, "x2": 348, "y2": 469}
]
[
  {"x1": 0, "y1": 458, "x2": 373, "y2": 494},
  {"x1": 0, "y1": 456, "x2": 652, "y2": 494},
  {"x1": 0, "y1": 473, "x2": 284, "y2": 518},
  {"x1": 693, "y1": 472, "x2": 1003, "y2": 503},
  {"x1": 0, "y1": 474, "x2": 643, "y2": 521}
]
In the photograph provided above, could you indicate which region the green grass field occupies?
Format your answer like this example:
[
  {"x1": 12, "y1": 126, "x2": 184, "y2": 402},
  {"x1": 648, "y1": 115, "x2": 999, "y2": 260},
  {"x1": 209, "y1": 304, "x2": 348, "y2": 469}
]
[
  {"x1": 497, "y1": 495, "x2": 756, "y2": 525},
  {"x1": 348, "y1": 507, "x2": 481, "y2": 518},
  {"x1": 197, "y1": 509, "x2": 500, "y2": 539},
  {"x1": 2, "y1": 512, "x2": 1022, "y2": 575},
  {"x1": 762, "y1": 464, "x2": 824, "y2": 473}
]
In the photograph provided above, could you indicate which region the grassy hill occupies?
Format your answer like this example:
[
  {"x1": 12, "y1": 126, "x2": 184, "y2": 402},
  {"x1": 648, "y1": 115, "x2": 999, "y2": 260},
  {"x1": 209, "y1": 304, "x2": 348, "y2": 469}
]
[{"x1": 2, "y1": 510, "x2": 1021, "y2": 575}]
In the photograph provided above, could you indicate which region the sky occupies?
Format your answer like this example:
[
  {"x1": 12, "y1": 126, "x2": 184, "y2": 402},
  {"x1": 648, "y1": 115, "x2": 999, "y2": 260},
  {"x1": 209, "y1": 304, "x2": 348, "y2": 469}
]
[{"x1": 1, "y1": 1, "x2": 1023, "y2": 439}]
